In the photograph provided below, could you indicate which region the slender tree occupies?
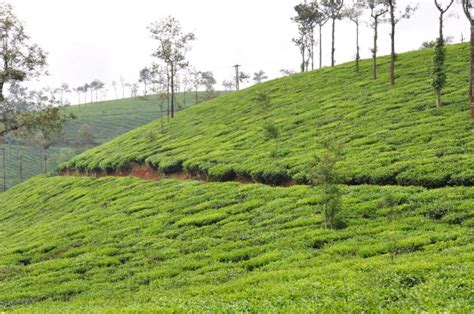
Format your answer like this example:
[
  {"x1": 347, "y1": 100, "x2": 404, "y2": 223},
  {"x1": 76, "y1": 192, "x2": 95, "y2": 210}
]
[
  {"x1": 293, "y1": 1, "x2": 322, "y2": 72},
  {"x1": 148, "y1": 16, "x2": 195, "y2": 118},
  {"x1": 253, "y1": 70, "x2": 269, "y2": 83},
  {"x1": 432, "y1": 0, "x2": 454, "y2": 107},
  {"x1": 435, "y1": 0, "x2": 455, "y2": 41},
  {"x1": 111, "y1": 81, "x2": 118, "y2": 100},
  {"x1": 60, "y1": 83, "x2": 70, "y2": 106},
  {"x1": 366, "y1": 0, "x2": 388, "y2": 80},
  {"x1": 139, "y1": 67, "x2": 153, "y2": 98},
  {"x1": 344, "y1": 1, "x2": 365, "y2": 73},
  {"x1": 460, "y1": 0, "x2": 474, "y2": 117},
  {"x1": 386, "y1": 0, "x2": 417, "y2": 85},
  {"x1": 320, "y1": 0, "x2": 345, "y2": 67}
]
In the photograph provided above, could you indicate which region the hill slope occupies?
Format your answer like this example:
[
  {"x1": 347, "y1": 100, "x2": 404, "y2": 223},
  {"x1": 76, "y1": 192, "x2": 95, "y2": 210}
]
[
  {"x1": 62, "y1": 44, "x2": 474, "y2": 188},
  {"x1": 0, "y1": 92, "x2": 215, "y2": 191},
  {"x1": 0, "y1": 176, "x2": 472, "y2": 312}
]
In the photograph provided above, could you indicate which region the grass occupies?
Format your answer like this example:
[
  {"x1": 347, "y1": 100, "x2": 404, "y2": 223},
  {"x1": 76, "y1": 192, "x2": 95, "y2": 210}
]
[
  {"x1": 0, "y1": 176, "x2": 472, "y2": 312},
  {"x1": 62, "y1": 44, "x2": 474, "y2": 188},
  {"x1": 0, "y1": 92, "x2": 219, "y2": 191}
]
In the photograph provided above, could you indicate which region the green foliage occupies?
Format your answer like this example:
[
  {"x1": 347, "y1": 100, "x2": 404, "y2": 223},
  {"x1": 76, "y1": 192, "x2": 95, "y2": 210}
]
[
  {"x1": 309, "y1": 137, "x2": 343, "y2": 229},
  {"x1": 432, "y1": 38, "x2": 447, "y2": 106},
  {"x1": 0, "y1": 176, "x2": 472, "y2": 311},
  {"x1": 262, "y1": 120, "x2": 279, "y2": 140},
  {"x1": 62, "y1": 44, "x2": 474, "y2": 188}
]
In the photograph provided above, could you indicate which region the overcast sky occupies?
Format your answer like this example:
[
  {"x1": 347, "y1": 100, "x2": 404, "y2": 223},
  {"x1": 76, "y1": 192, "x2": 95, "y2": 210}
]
[{"x1": 11, "y1": 0, "x2": 468, "y2": 103}]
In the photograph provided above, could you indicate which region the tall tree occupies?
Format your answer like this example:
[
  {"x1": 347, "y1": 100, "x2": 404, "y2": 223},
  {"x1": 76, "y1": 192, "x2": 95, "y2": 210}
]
[
  {"x1": 435, "y1": 0, "x2": 455, "y2": 41},
  {"x1": 139, "y1": 67, "x2": 153, "y2": 98},
  {"x1": 253, "y1": 70, "x2": 268, "y2": 84},
  {"x1": 190, "y1": 68, "x2": 202, "y2": 104},
  {"x1": 0, "y1": 3, "x2": 47, "y2": 102},
  {"x1": 461, "y1": 0, "x2": 474, "y2": 117},
  {"x1": 386, "y1": 0, "x2": 417, "y2": 85},
  {"x1": 111, "y1": 81, "x2": 118, "y2": 100},
  {"x1": 432, "y1": 0, "x2": 454, "y2": 107},
  {"x1": 344, "y1": 1, "x2": 365, "y2": 73},
  {"x1": 320, "y1": 0, "x2": 345, "y2": 67},
  {"x1": 120, "y1": 76, "x2": 125, "y2": 99},
  {"x1": 148, "y1": 16, "x2": 195, "y2": 118},
  {"x1": 60, "y1": 83, "x2": 70, "y2": 106},
  {"x1": 366, "y1": 0, "x2": 388, "y2": 80},
  {"x1": 292, "y1": 1, "x2": 322, "y2": 72},
  {"x1": 200, "y1": 71, "x2": 216, "y2": 100}
]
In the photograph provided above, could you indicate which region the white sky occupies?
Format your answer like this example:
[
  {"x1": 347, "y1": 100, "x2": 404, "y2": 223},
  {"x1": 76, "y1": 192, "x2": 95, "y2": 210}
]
[{"x1": 11, "y1": 0, "x2": 468, "y2": 103}]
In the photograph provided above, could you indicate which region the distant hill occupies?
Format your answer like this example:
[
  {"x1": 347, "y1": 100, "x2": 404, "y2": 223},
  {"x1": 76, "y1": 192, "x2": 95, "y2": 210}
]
[{"x1": 0, "y1": 91, "x2": 221, "y2": 190}]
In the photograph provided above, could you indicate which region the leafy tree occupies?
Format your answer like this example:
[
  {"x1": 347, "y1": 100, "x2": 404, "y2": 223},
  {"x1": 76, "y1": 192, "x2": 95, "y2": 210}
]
[
  {"x1": 344, "y1": 1, "x2": 365, "y2": 73},
  {"x1": 256, "y1": 90, "x2": 271, "y2": 115},
  {"x1": 239, "y1": 72, "x2": 250, "y2": 86},
  {"x1": 187, "y1": 68, "x2": 201, "y2": 104},
  {"x1": 0, "y1": 3, "x2": 47, "y2": 101},
  {"x1": 201, "y1": 71, "x2": 216, "y2": 100},
  {"x1": 386, "y1": 0, "x2": 417, "y2": 85},
  {"x1": 139, "y1": 67, "x2": 153, "y2": 97},
  {"x1": 320, "y1": 0, "x2": 345, "y2": 67},
  {"x1": 309, "y1": 137, "x2": 343, "y2": 229},
  {"x1": 365, "y1": 0, "x2": 388, "y2": 80},
  {"x1": 222, "y1": 80, "x2": 235, "y2": 92},
  {"x1": 292, "y1": 1, "x2": 322, "y2": 72},
  {"x1": 253, "y1": 70, "x2": 268, "y2": 84},
  {"x1": 148, "y1": 16, "x2": 195, "y2": 118},
  {"x1": 460, "y1": 0, "x2": 474, "y2": 117},
  {"x1": 76, "y1": 123, "x2": 95, "y2": 149}
]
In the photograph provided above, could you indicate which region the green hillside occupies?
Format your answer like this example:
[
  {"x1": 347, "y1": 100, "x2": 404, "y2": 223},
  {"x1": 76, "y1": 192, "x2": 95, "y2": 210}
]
[
  {"x1": 1, "y1": 44, "x2": 473, "y2": 312},
  {"x1": 0, "y1": 176, "x2": 472, "y2": 312},
  {"x1": 0, "y1": 92, "x2": 214, "y2": 191},
  {"x1": 62, "y1": 44, "x2": 474, "y2": 188}
]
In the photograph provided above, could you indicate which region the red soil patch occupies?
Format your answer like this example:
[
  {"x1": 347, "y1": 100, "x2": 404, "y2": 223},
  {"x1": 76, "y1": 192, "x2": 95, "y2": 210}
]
[{"x1": 60, "y1": 163, "x2": 298, "y2": 187}]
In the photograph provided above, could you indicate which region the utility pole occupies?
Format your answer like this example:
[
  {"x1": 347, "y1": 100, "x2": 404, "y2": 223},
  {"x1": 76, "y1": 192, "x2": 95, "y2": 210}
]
[{"x1": 233, "y1": 64, "x2": 241, "y2": 91}]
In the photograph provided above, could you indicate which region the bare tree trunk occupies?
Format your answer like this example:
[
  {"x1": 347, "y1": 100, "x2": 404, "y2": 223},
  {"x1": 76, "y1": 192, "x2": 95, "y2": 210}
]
[
  {"x1": 170, "y1": 63, "x2": 175, "y2": 118},
  {"x1": 437, "y1": 90, "x2": 442, "y2": 107},
  {"x1": 372, "y1": 19, "x2": 378, "y2": 80},
  {"x1": 390, "y1": 6, "x2": 396, "y2": 86},
  {"x1": 0, "y1": 81, "x2": 4, "y2": 102},
  {"x1": 195, "y1": 88, "x2": 198, "y2": 104},
  {"x1": 331, "y1": 17, "x2": 336, "y2": 67},
  {"x1": 356, "y1": 22, "x2": 360, "y2": 73},
  {"x1": 439, "y1": 13, "x2": 444, "y2": 41},
  {"x1": 319, "y1": 24, "x2": 323, "y2": 69},
  {"x1": 470, "y1": 24, "x2": 474, "y2": 118}
]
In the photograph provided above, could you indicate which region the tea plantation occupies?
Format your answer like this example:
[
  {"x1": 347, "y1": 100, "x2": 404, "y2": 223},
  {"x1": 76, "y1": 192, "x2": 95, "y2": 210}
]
[
  {"x1": 0, "y1": 176, "x2": 472, "y2": 312},
  {"x1": 1, "y1": 44, "x2": 473, "y2": 312},
  {"x1": 0, "y1": 91, "x2": 212, "y2": 191},
  {"x1": 61, "y1": 44, "x2": 474, "y2": 188}
]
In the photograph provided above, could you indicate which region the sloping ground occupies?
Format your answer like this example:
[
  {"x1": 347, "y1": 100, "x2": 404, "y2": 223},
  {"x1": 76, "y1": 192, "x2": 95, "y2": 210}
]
[
  {"x1": 61, "y1": 44, "x2": 474, "y2": 188},
  {"x1": 0, "y1": 92, "x2": 214, "y2": 191},
  {"x1": 0, "y1": 176, "x2": 473, "y2": 312}
]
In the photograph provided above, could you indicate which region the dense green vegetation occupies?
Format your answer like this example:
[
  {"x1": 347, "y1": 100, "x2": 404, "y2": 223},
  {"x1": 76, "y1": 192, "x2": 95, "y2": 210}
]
[
  {"x1": 62, "y1": 44, "x2": 474, "y2": 188},
  {"x1": 0, "y1": 92, "x2": 215, "y2": 191},
  {"x1": 0, "y1": 176, "x2": 472, "y2": 312}
]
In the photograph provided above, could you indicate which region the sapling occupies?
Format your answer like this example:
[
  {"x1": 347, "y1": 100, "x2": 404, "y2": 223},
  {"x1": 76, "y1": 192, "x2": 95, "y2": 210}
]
[{"x1": 309, "y1": 137, "x2": 344, "y2": 229}]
